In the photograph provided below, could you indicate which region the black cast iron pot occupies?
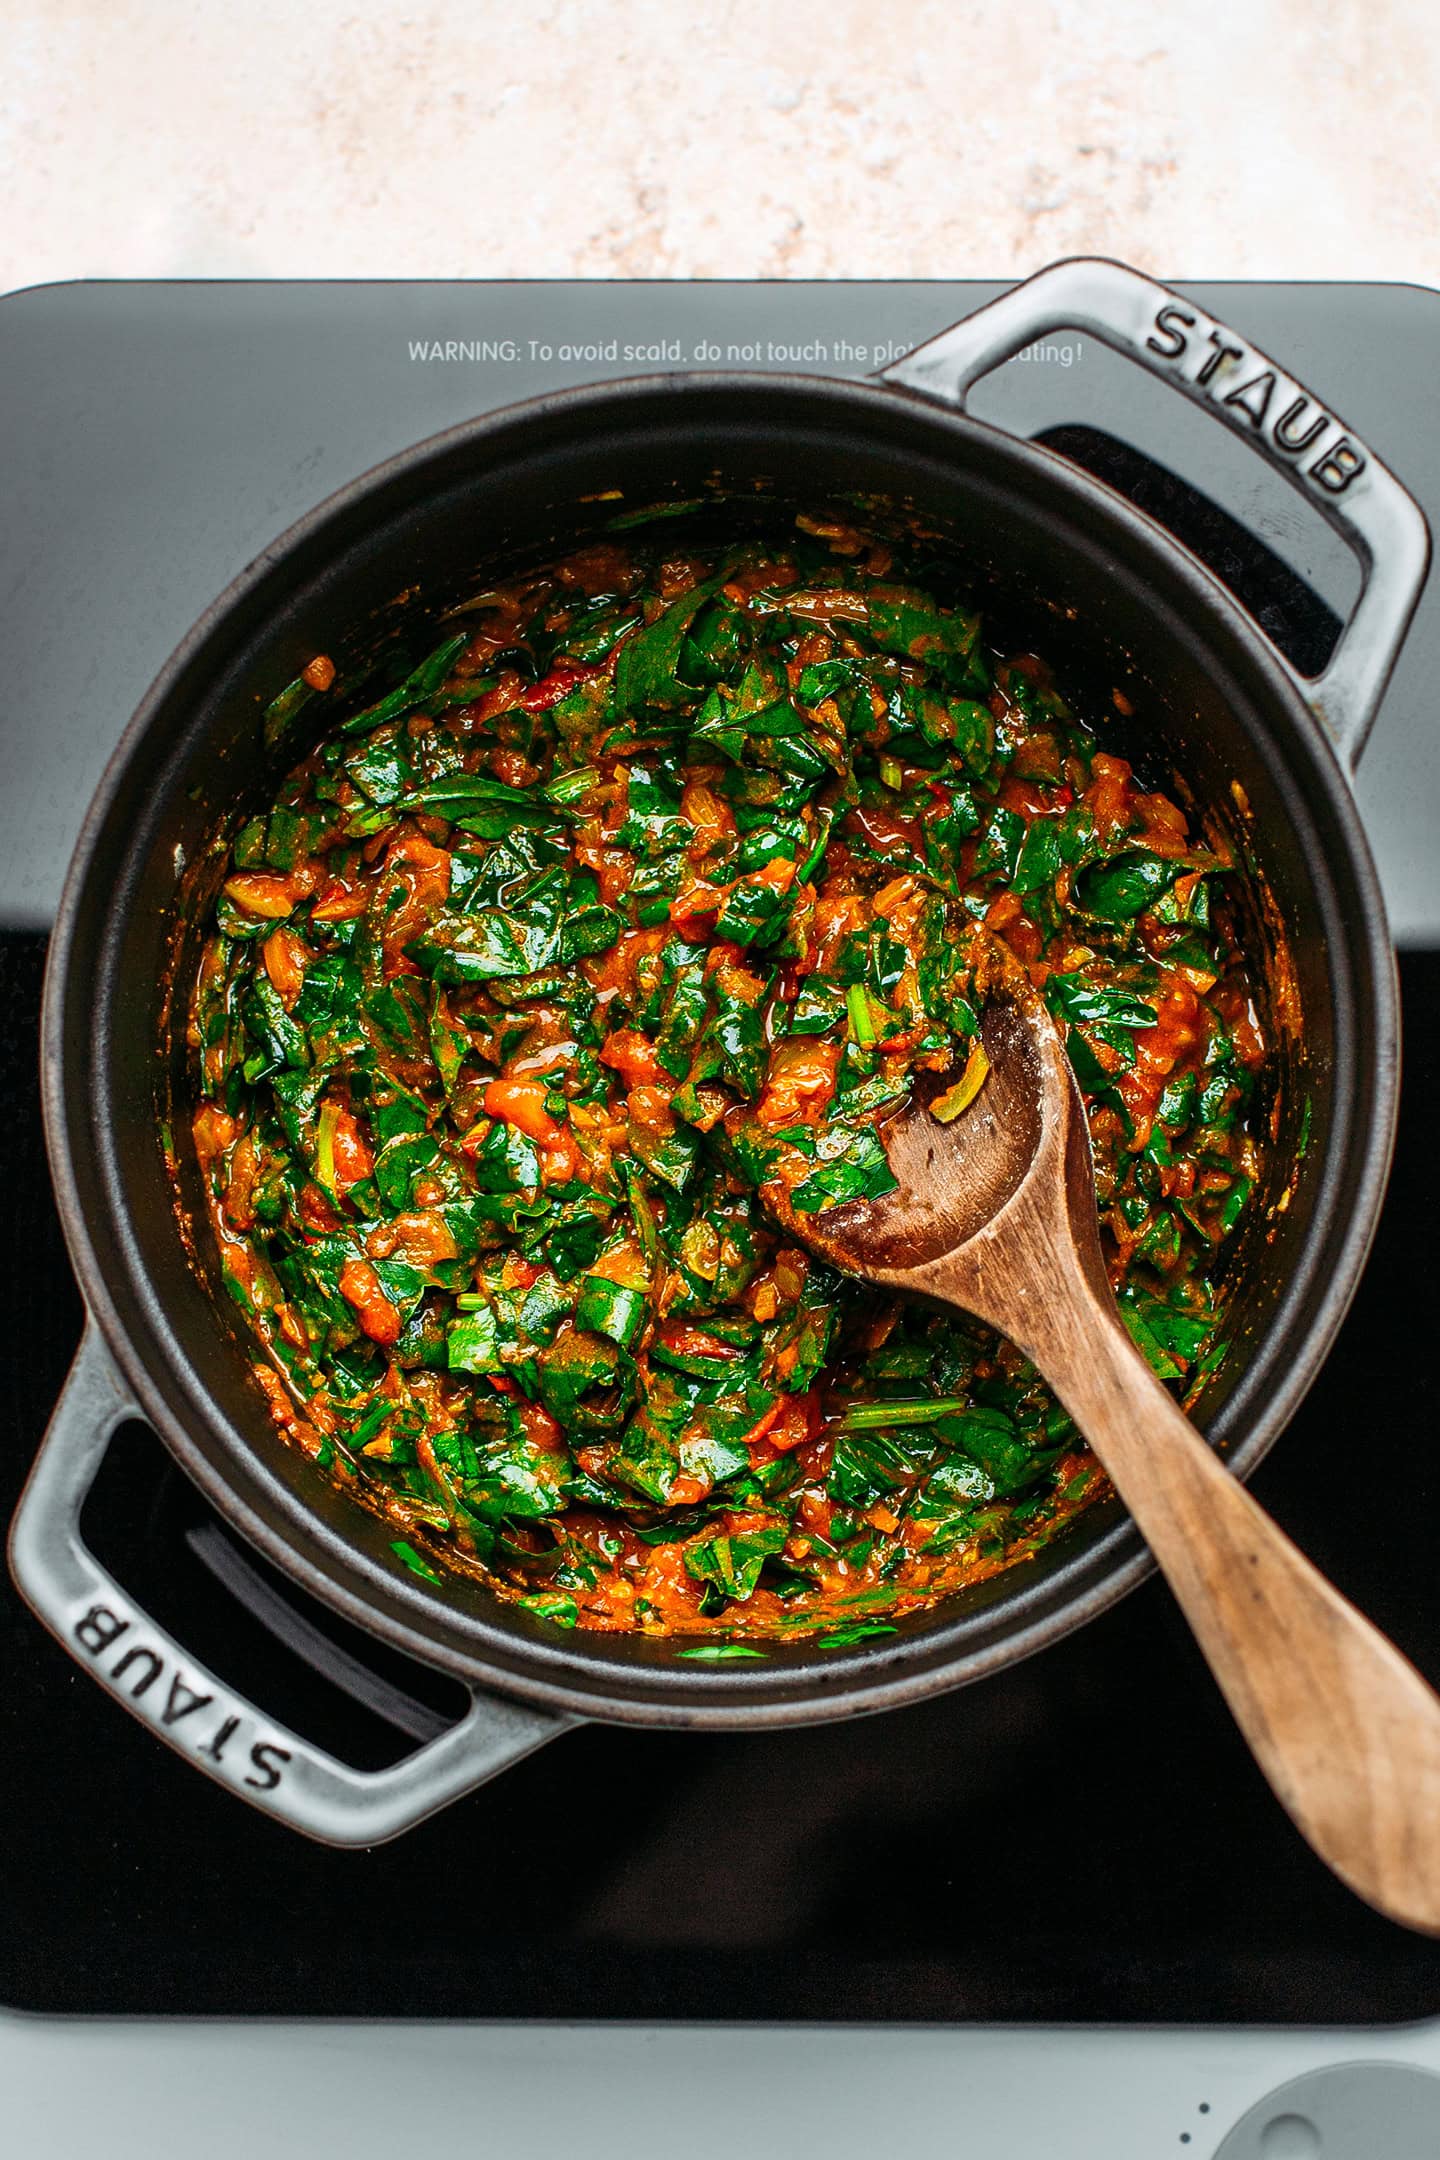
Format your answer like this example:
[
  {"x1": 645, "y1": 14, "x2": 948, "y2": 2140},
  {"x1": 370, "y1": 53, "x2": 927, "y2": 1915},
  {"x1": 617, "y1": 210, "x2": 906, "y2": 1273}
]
[{"x1": 9, "y1": 260, "x2": 1430, "y2": 1845}]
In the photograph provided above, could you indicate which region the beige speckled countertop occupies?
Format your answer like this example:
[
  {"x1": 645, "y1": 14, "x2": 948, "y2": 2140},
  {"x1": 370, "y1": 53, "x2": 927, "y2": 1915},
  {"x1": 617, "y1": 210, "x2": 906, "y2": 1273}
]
[{"x1": 2, "y1": 0, "x2": 1437, "y2": 289}]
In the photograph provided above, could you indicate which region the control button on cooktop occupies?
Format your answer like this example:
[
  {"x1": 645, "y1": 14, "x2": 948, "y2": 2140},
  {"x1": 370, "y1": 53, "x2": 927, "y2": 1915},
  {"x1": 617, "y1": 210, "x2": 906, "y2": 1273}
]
[{"x1": 1214, "y1": 2062, "x2": 1440, "y2": 2157}]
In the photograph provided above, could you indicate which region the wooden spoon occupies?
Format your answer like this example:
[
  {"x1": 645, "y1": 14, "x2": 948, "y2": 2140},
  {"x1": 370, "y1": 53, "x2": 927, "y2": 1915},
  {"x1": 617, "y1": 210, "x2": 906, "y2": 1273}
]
[{"x1": 778, "y1": 978, "x2": 1440, "y2": 1934}]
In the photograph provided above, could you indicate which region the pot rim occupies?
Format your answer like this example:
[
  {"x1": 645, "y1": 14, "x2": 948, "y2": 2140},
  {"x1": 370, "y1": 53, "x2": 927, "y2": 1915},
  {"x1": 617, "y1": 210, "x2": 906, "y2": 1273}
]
[{"x1": 39, "y1": 367, "x2": 1401, "y2": 1726}]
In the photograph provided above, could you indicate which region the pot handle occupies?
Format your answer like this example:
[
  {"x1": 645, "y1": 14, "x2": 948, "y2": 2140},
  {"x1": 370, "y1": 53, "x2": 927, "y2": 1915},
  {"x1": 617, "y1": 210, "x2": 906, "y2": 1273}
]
[
  {"x1": 7, "y1": 1327, "x2": 575, "y2": 1847},
  {"x1": 879, "y1": 256, "x2": 1431, "y2": 772}
]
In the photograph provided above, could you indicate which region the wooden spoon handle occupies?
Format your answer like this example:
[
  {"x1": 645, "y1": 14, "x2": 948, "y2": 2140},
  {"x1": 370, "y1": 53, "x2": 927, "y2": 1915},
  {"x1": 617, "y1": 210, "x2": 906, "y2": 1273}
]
[{"x1": 1039, "y1": 1301, "x2": 1440, "y2": 1933}]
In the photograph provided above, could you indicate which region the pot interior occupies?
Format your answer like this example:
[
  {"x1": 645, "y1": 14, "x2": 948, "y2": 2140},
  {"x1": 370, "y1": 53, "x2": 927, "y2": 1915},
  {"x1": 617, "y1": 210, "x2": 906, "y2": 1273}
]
[{"x1": 51, "y1": 377, "x2": 1394, "y2": 1721}]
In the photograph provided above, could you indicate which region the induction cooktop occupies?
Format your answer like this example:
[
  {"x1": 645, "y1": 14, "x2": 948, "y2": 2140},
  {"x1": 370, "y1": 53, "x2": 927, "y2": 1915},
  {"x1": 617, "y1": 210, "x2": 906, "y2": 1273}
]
[{"x1": 3, "y1": 279, "x2": 1440, "y2": 2160}]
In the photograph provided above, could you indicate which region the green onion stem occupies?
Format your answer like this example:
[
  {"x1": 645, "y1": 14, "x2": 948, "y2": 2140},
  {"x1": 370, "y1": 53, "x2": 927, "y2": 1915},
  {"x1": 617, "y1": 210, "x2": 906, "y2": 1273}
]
[
  {"x1": 797, "y1": 811, "x2": 833, "y2": 885},
  {"x1": 845, "y1": 982, "x2": 877, "y2": 1045},
  {"x1": 838, "y1": 1398, "x2": 971, "y2": 1429}
]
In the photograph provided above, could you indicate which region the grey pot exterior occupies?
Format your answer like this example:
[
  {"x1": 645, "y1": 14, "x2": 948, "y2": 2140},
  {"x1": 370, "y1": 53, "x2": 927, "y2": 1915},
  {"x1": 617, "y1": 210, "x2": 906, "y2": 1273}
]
[{"x1": 10, "y1": 260, "x2": 1428, "y2": 1844}]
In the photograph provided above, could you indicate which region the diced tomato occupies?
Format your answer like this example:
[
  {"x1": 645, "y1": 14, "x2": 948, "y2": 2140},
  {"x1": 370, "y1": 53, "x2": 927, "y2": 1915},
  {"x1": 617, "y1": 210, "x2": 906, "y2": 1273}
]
[
  {"x1": 705, "y1": 946, "x2": 768, "y2": 1006},
  {"x1": 756, "y1": 1036, "x2": 841, "y2": 1128},
  {"x1": 1132, "y1": 786, "x2": 1191, "y2": 853},
  {"x1": 658, "y1": 1321, "x2": 739, "y2": 1360},
  {"x1": 329, "y1": 1107, "x2": 373, "y2": 1188},
  {"x1": 223, "y1": 1133, "x2": 259, "y2": 1230},
  {"x1": 191, "y1": 1104, "x2": 237, "y2": 1165},
  {"x1": 872, "y1": 873, "x2": 917, "y2": 917},
  {"x1": 539, "y1": 1132, "x2": 581, "y2": 1184},
  {"x1": 371, "y1": 834, "x2": 453, "y2": 972},
  {"x1": 483, "y1": 1079, "x2": 559, "y2": 1142},
  {"x1": 795, "y1": 1483, "x2": 835, "y2": 1535},
  {"x1": 386, "y1": 831, "x2": 451, "y2": 872},
  {"x1": 299, "y1": 1182, "x2": 341, "y2": 1233},
  {"x1": 598, "y1": 1029, "x2": 664, "y2": 1089},
  {"x1": 588, "y1": 1241, "x2": 650, "y2": 1290},
  {"x1": 301, "y1": 653, "x2": 336, "y2": 692},
  {"x1": 749, "y1": 1280, "x2": 780, "y2": 1323},
  {"x1": 310, "y1": 880, "x2": 367, "y2": 922},
  {"x1": 367, "y1": 1210, "x2": 458, "y2": 1267},
  {"x1": 680, "y1": 778, "x2": 736, "y2": 852},
  {"x1": 625, "y1": 1085, "x2": 675, "y2": 1135},
  {"x1": 223, "y1": 873, "x2": 296, "y2": 919},
  {"x1": 262, "y1": 926, "x2": 310, "y2": 1006},
  {"x1": 738, "y1": 1400, "x2": 783, "y2": 1452},
  {"x1": 999, "y1": 776, "x2": 1053, "y2": 817},
  {"x1": 339, "y1": 1258, "x2": 401, "y2": 1346},
  {"x1": 767, "y1": 1392, "x2": 823, "y2": 1451},
  {"x1": 490, "y1": 747, "x2": 540, "y2": 788},
  {"x1": 1083, "y1": 751, "x2": 1136, "y2": 836},
  {"x1": 984, "y1": 888, "x2": 1042, "y2": 962},
  {"x1": 1118, "y1": 975, "x2": 1205, "y2": 1142},
  {"x1": 276, "y1": 1304, "x2": 311, "y2": 1351},
  {"x1": 755, "y1": 855, "x2": 797, "y2": 896},
  {"x1": 518, "y1": 1400, "x2": 565, "y2": 1453},
  {"x1": 572, "y1": 840, "x2": 636, "y2": 908},
  {"x1": 669, "y1": 885, "x2": 726, "y2": 940},
  {"x1": 808, "y1": 890, "x2": 869, "y2": 973},
  {"x1": 482, "y1": 1078, "x2": 578, "y2": 1181},
  {"x1": 1231, "y1": 1000, "x2": 1266, "y2": 1067}
]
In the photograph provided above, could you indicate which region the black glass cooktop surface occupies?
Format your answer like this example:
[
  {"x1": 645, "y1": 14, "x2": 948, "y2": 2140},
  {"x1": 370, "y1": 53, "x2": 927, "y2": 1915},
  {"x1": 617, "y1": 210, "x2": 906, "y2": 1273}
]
[{"x1": 2, "y1": 280, "x2": 1438, "y2": 2022}]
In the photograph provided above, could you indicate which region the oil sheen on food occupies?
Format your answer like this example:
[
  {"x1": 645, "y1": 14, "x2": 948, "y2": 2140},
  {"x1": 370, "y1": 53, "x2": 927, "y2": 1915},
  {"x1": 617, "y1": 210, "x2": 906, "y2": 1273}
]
[{"x1": 186, "y1": 514, "x2": 1269, "y2": 1646}]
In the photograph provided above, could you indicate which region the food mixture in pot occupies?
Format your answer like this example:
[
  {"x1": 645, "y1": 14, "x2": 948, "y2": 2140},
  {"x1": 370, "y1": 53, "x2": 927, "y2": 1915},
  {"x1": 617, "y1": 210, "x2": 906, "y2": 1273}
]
[{"x1": 185, "y1": 516, "x2": 1271, "y2": 1646}]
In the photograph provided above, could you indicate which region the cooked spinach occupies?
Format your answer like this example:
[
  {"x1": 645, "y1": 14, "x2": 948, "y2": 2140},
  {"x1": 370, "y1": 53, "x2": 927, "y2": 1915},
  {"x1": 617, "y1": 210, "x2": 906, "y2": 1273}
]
[{"x1": 189, "y1": 521, "x2": 1268, "y2": 1647}]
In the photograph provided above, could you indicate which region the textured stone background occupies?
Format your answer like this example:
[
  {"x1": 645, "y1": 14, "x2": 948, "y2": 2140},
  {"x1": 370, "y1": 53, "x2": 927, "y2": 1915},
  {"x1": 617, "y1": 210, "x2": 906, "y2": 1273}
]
[{"x1": 1, "y1": 0, "x2": 1437, "y2": 288}]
